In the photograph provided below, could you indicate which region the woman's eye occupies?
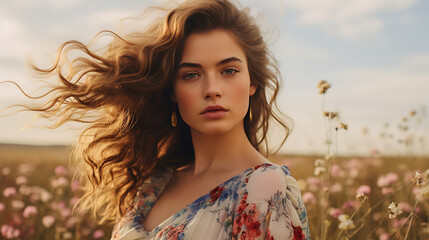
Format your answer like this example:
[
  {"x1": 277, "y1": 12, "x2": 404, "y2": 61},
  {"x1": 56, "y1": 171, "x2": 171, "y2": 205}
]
[
  {"x1": 183, "y1": 72, "x2": 199, "y2": 80},
  {"x1": 222, "y1": 68, "x2": 239, "y2": 75}
]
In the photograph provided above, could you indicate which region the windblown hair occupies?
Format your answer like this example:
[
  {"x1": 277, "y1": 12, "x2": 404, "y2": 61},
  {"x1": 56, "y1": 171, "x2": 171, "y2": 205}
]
[{"x1": 2, "y1": 0, "x2": 293, "y2": 223}]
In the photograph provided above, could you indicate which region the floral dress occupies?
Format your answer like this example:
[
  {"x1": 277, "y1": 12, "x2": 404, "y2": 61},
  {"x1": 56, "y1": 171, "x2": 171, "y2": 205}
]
[{"x1": 111, "y1": 162, "x2": 311, "y2": 240}]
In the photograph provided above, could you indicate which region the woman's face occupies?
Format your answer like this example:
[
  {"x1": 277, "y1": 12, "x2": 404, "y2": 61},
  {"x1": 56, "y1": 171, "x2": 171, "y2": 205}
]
[{"x1": 173, "y1": 28, "x2": 256, "y2": 135}]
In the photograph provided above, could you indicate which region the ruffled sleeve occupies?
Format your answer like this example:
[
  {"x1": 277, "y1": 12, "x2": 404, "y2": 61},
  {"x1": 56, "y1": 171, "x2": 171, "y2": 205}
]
[{"x1": 232, "y1": 165, "x2": 311, "y2": 240}]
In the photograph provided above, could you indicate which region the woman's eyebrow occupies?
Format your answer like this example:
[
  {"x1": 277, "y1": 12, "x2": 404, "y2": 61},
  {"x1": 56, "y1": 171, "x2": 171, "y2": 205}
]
[
  {"x1": 216, "y1": 57, "x2": 242, "y2": 66},
  {"x1": 177, "y1": 57, "x2": 243, "y2": 70}
]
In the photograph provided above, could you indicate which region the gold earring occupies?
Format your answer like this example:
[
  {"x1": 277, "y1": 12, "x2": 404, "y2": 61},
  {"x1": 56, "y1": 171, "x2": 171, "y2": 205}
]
[
  {"x1": 171, "y1": 104, "x2": 177, "y2": 127},
  {"x1": 249, "y1": 96, "x2": 253, "y2": 121}
]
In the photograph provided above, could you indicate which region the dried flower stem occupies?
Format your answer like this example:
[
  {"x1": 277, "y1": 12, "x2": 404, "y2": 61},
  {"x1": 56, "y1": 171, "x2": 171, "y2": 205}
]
[
  {"x1": 362, "y1": 182, "x2": 412, "y2": 219},
  {"x1": 349, "y1": 222, "x2": 365, "y2": 238},
  {"x1": 404, "y1": 212, "x2": 414, "y2": 240},
  {"x1": 336, "y1": 200, "x2": 366, "y2": 240},
  {"x1": 318, "y1": 93, "x2": 330, "y2": 240},
  {"x1": 389, "y1": 200, "x2": 420, "y2": 239},
  {"x1": 364, "y1": 212, "x2": 388, "y2": 239}
]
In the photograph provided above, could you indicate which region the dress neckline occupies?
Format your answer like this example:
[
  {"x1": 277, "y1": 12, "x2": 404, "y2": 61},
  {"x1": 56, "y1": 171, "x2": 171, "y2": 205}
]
[{"x1": 141, "y1": 162, "x2": 275, "y2": 233}]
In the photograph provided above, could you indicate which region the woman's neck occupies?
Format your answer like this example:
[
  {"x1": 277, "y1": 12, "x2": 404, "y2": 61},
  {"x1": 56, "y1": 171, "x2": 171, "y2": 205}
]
[{"x1": 188, "y1": 123, "x2": 266, "y2": 177}]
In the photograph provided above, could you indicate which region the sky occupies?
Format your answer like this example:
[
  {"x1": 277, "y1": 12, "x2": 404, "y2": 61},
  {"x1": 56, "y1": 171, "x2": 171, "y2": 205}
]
[{"x1": 0, "y1": 0, "x2": 428, "y2": 156}]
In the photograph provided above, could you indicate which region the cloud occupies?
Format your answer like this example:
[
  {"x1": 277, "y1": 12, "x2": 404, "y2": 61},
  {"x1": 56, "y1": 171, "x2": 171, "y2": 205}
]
[
  {"x1": 11, "y1": 0, "x2": 84, "y2": 8},
  {"x1": 334, "y1": 64, "x2": 429, "y2": 108},
  {"x1": 87, "y1": 9, "x2": 140, "y2": 28},
  {"x1": 0, "y1": 9, "x2": 28, "y2": 59},
  {"x1": 276, "y1": 53, "x2": 429, "y2": 155},
  {"x1": 273, "y1": 34, "x2": 335, "y2": 61},
  {"x1": 282, "y1": 0, "x2": 418, "y2": 39}
]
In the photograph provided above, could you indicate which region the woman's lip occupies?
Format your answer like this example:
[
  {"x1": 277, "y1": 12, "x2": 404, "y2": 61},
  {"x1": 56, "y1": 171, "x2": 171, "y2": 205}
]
[
  {"x1": 201, "y1": 110, "x2": 228, "y2": 119},
  {"x1": 201, "y1": 105, "x2": 227, "y2": 114}
]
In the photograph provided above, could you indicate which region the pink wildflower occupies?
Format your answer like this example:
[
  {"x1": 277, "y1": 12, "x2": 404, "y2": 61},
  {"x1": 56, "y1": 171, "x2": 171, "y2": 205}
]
[
  {"x1": 71, "y1": 180, "x2": 80, "y2": 192},
  {"x1": 65, "y1": 217, "x2": 78, "y2": 228},
  {"x1": 18, "y1": 163, "x2": 35, "y2": 175},
  {"x1": 3, "y1": 187, "x2": 17, "y2": 197},
  {"x1": 51, "y1": 201, "x2": 66, "y2": 210},
  {"x1": 60, "y1": 208, "x2": 72, "y2": 218},
  {"x1": 330, "y1": 183, "x2": 343, "y2": 193},
  {"x1": 1, "y1": 167, "x2": 11, "y2": 175},
  {"x1": 23, "y1": 206, "x2": 38, "y2": 218},
  {"x1": 381, "y1": 187, "x2": 394, "y2": 195},
  {"x1": 379, "y1": 233, "x2": 389, "y2": 240},
  {"x1": 55, "y1": 165, "x2": 68, "y2": 175},
  {"x1": 347, "y1": 158, "x2": 361, "y2": 170},
  {"x1": 330, "y1": 164, "x2": 343, "y2": 177},
  {"x1": 329, "y1": 208, "x2": 342, "y2": 218},
  {"x1": 356, "y1": 185, "x2": 371, "y2": 195},
  {"x1": 15, "y1": 176, "x2": 28, "y2": 185},
  {"x1": 377, "y1": 176, "x2": 388, "y2": 187},
  {"x1": 342, "y1": 200, "x2": 359, "y2": 211},
  {"x1": 399, "y1": 202, "x2": 413, "y2": 213},
  {"x1": 385, "y1": 173, "x2": 399, "y2": 184},
  {"x1": 1, "y1": 225, "x2": 20, "y2": 239},
  {"x1": 92, "y1": 229, "x2": 104, "y2": 239},
  {"x1": 51, "y1": 177, "x2": 69, "y2": 188},
  {"x1": 19, "y1": 185, "x2": 33, "y2": 196},
  {"x1": 12, "y1": 214, "x2": 23, "y2": 225},
  {"x1": 302, "y1": 192, "x2": 316, "y2": 205},
  {"x1": 69, "y1": 197, "x2": 80, "y2": 206},
  {"x1": 0, "y1": 203, "x2": 5, "y2": 212},
  {"x1": 377, "y1": 173, "x2": 399, "y2": 187}
]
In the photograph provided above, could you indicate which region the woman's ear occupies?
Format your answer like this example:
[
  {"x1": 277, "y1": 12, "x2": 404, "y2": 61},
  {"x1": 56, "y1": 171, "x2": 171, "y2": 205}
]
[{"x1": 249, "y1": 84, "x2": 257, "y2": 96}]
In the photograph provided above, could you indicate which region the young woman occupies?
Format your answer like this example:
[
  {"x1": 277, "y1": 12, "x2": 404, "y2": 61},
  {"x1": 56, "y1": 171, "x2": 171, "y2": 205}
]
[{"x1": 4, "y1": 0, "x2": 310, "y2": 239}]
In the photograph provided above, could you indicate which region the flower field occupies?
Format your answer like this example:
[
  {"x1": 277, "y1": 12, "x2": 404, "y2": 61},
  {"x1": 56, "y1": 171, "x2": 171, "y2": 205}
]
[
  {"x1": 1, "y1": 145, "x2": 428, "y2": 239},
  {"x1": 276, "y1": 154, "x2": 429, "y2": 239},
  {"x1": 0, "y1": 145, "x2": 113, "y2": 239},
  {"x1": 1, "y1": 80, "x2": 428, "y2": 239}
]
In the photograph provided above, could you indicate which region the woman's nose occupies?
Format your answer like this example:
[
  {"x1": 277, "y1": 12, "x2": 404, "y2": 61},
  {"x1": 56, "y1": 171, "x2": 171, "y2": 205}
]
[{"x1": 203, "y1": 74, "x2": 222, "y2": 100}]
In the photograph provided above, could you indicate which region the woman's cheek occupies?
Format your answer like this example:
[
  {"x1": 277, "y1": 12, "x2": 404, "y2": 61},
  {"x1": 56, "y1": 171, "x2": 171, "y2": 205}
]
[
  {"x1": 176, "y1": 89, "x2": 197, "y2": 120},
  {"x1": 232, "y1": 82, "x2": 250, "y2": 105}
]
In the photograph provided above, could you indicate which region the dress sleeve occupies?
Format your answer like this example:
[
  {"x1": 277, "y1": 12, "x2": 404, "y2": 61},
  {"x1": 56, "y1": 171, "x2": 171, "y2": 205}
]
[{"x1": 232, "y1": 167, "x2": 311, "y2": 240}]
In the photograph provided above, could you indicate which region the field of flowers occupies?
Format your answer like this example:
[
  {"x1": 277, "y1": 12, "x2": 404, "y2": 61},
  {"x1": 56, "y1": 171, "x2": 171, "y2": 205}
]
[
  {"x1": 1, "y1": 80, "x2": 428, "y2": 239},
  {"x1": 1, "y1": 147, "x2": 428, "y2": 239},
  {"x1": 0, "y1": 145, "x2": 113, "y2": 239}
]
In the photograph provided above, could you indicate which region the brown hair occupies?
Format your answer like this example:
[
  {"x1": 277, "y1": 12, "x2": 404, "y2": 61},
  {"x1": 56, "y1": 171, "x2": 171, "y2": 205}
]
[{"x1": 1, "y1": 0, "x2": 293, "y2": 223}]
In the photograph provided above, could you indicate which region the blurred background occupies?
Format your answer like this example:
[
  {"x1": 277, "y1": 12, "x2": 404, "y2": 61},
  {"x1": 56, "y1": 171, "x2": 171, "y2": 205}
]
[
  {"x1": 1, "y1": 1, "x2": 429, "y2": 239},
  {"x1": 1, "y1": 0, "x2": 428, "y2": 156}
]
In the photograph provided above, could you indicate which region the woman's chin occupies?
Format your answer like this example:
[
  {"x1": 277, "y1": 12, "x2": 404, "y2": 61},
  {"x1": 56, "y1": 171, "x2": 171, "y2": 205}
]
[{"x1": 191, "y1": 124, "x2": 235, "y2": 136}]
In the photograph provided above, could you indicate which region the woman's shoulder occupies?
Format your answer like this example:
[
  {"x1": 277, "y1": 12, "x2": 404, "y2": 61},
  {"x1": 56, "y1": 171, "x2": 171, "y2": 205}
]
[{"x1": 244, "y1": 162, "x2": 299, "y2": 202}]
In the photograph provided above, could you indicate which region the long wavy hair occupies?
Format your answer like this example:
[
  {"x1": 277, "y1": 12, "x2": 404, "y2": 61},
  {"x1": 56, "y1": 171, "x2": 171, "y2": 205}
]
[{"x1": 1, "y1": 0, "x2": 293, "y2": 223}]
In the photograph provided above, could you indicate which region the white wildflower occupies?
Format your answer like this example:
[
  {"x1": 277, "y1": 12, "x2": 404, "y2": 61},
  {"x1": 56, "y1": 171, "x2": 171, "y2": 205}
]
[
  {"x1": 40, "y1": 190, "x2": 53, "y2": 202},
  {"x1": 338, "y1": 214, "x2": 355, "y2": 230},
  {"x1": 42, "y1": 215, "x2": 55, "y2": 228},
  {"x1": 11, "y1": 200, "x2": 25, "y2": 210},
  {"x1": 315, "y1": 158, "x2": 325, "y2": 167},
  {"x1": 51, "y1": 177, "x2": 69, "y2": 188},
  {"x1": 314, "y1": 167, "x2": 326, "y2": 176},
  {"x1": 412, "y1": 172, "x2": 424, "y2": 186},
  {"x1": 388, "y1": 202, "x2": 402, "y2": 219},
  {"x1": 356, "y1": 193, "x2": 367, "y2": 202}
]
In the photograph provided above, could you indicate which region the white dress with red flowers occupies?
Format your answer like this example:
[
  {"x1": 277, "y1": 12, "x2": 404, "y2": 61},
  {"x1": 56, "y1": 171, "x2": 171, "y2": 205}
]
[{"x1": 111, "y1": 163, "x2": 311, "y2": 240}]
